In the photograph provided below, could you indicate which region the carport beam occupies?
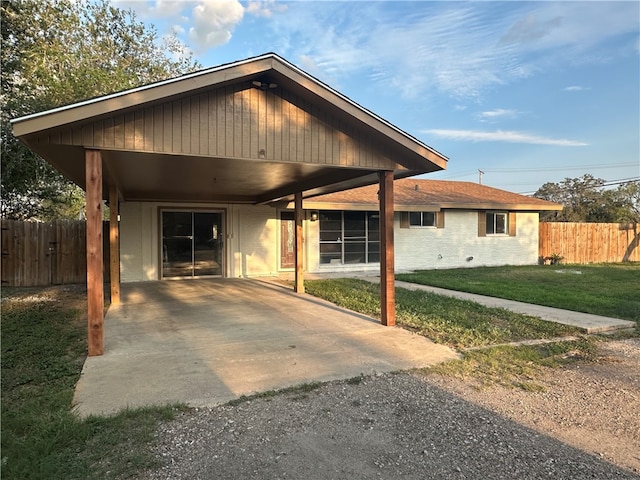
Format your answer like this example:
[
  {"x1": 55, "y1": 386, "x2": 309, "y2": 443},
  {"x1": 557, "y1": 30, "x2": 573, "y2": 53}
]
[
  {"x1": 85, "y1": 149, "x2": 104, "y2": 356},
  {"x1": 379, "y1": 170, "x2": 396, "y2": 326},
  {"x1": 295, "y1": 191, "x2": 304, "y2": 293}
]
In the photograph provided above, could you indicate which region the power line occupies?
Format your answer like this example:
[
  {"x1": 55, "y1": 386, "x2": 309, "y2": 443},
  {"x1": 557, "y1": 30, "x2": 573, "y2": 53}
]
[
  {"x1": 484, "y1": 162, "x2": 638, "y2": 174},
  {"x1": 430, "y1": 170, "x2": 477, "y2": 180},
  {"x1": 434, "y1": 162, "x2": 638, "y2": 180}
]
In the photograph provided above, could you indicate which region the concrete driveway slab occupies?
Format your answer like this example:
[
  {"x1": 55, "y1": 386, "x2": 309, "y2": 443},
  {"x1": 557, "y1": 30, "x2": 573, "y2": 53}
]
[{"x1": 73, "y1": 279, "x2": 458, "y2": 417}]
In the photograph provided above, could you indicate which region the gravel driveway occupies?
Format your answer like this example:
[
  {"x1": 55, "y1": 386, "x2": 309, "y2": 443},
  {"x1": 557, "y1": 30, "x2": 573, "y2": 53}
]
[{"x1": 142, "y1": 338, "x2": 639, "y2": 480}]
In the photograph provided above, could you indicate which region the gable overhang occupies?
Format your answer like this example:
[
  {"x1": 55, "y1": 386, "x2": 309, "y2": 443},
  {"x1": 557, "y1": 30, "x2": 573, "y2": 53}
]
[{"x1": 11, "y1": 53, "x2": 448, "y2": 204}]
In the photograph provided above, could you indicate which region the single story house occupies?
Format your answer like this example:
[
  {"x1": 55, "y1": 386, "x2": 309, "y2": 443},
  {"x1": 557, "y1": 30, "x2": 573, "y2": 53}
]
[
  {"x1": 11, "y1": 53, "x2": 449, "y2": 354},
  {"x1": 302, "y1": 178, "x2": 563, "y2": 273},
  {"x1": 120, "y1": 178, "x2": 561, "y2": 282}
]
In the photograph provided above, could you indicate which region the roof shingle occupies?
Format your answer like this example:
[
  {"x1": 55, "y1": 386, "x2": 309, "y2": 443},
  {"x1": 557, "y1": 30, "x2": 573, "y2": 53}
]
[{"x1": 305, "y1": 179, "x2": 562, "y2": 211}]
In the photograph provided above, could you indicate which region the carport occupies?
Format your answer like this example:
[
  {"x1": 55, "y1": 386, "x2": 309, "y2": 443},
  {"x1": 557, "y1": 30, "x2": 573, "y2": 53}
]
[
  {"x1": 72, "y1": 278, "x2": 458, "y2": 416},
  {"x1": 11, "y1": 53, "x2": 448, "y2": 356}
]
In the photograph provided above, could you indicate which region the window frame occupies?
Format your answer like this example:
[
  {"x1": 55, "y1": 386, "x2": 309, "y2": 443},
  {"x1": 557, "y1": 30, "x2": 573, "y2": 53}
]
[
  {"x1": 486, "y1": 211, "x2": 508, "y2": 236},
  {"x1": 400, "y1": 211, "x2": 444, "y2": 229},
  {"x1": 409, "y1": 211, "x2": 437, "y2": 228},
  {"x1": 318, "y1": 210, "x2": 380, "y2": 265}
]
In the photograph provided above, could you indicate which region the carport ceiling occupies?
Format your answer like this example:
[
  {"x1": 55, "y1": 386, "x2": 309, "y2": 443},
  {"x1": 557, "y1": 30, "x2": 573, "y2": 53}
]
[{"x1": 12, "y1": 53, "x2": 448, "y2": 204}]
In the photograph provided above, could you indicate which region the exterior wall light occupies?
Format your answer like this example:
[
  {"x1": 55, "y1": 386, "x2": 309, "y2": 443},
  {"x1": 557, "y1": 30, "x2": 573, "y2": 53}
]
[{"x1": 252, "y1": 81, "x2": 278, "y2": 90}]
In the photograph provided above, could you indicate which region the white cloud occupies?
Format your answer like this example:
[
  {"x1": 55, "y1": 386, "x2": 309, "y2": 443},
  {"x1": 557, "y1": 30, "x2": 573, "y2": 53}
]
[
  {"x1": 151, "y1": 0, "x2": 184, "y2": 18},
  {"x1": 564, "y1": 85, "x2": 588, "y2": 92},
  {"x1": 171, "y1": 24, "x2": 185, "y2": 35},
  {"x1": 476, "y1": 109, "x2": 519, "y2": 121},
  {"x1": 500, "y1": 13, "x2": 563, "y2": 45},
  {"x1": 124, "y1": 1, "x2": 637, "y2": 102},
  {"x1": 189, "y1": 0, "x2": 244, "y2": 50},
  {"x1": 298, "y1": 55, "x2": 322, "y2": 76},
  {"x1": 495, "y1": 2, "x2": 640, "y2": 78},
  {"x1": 113, "y1": 0, "x2": 185, "y2": 19},
  {"x1": 267, "y1": 4, "x2": 523, "y2": 98},
  {"x1": 246, "y1": 1, "x2": 287, "y2": 19},
  {"x1": 423, "y1": 129, "x2": 588, "y2": 146},
  {"x1": 258, "y1": 2, "x2": 638, "y2": 100}
]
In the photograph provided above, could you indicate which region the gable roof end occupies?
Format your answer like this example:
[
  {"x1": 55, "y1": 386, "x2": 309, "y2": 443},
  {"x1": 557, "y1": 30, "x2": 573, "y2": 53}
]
[
  {"x1": 11, "y1": 53, "x2": 447, "y2": 172},
  {"x1": 10, "y1": 53, "x2": 449, "y2": 203}
]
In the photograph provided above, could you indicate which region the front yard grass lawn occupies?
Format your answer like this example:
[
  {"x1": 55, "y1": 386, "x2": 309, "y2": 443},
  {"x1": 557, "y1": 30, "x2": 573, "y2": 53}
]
[
  {"x1": 1, "y1": 286, "x2": 184, "y2": 480},
  {"x1": 304, "y1": 278, "x2": 602, "y2": 389},
  {"x1": 304, "y1": 278, "x2": 582, "y2": 349},
  {"x1": 396, "y1": 263, "x2": 640, "y2": 325}
]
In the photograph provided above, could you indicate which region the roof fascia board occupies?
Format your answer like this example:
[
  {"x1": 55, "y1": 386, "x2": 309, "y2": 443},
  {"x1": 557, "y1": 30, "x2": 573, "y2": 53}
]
[
  {"x1": 438, "y1": 202, "x2": 563, "y2": 211},
  {"x1": 290, "y1": 201, "x2": 561, "y2": 212},
  {"x1": 298, "y1": 202, "x2": 441, "y2": 212}
]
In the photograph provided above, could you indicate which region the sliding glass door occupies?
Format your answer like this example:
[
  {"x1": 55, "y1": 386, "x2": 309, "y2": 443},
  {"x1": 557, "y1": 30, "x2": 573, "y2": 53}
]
[{"x1": 161, "y1": 211, "x2": 224, "y2": 278}]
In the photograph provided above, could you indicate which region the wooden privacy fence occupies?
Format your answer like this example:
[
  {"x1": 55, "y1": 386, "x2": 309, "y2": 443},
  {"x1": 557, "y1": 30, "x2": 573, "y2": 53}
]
[
  {"x1": 539, "y1": 222, "x2": 640, "y2": 264},
  {"x1": 1, "y1": 219, "x2": 110, "y2": 287}
]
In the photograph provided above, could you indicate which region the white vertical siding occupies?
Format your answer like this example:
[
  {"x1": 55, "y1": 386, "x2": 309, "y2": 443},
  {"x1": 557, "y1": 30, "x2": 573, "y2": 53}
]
[
  {"x1": 306, "y1": 215, "x2": 320, "y2": 272},
  {"x1": 120, "y1": 202, "x2": 143, "y2": 282},
  {"x1": 235, "y1": 205, "x2": 278, "y2": 277},
  {"x1": 141, "y1": 204, "x2": 158, "y2": 280},
  {"x1": 119, "y1": 202, "x2": 159, "y2": 282},
  {"x1": 119, "y1": 201, "x2": 279, "y2": 282}
]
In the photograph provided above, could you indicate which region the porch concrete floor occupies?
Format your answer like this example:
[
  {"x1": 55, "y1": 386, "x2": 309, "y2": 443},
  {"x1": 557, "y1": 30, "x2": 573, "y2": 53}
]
[{"x1": 73, "y1": 278, "x2": 458, "y2": 417}]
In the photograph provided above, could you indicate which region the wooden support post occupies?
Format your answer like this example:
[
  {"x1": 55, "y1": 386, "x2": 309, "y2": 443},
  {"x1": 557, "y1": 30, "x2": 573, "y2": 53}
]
[
  {"x1": 379, "y1": 170, "x2": 395, "y2": 326},
  {"x1": 109, "y1": 185, "x2": 120, "y2": 306},
  {"x1": 86, "y1": 149, "x2": 104, "y2": 356},
  {"x1": 294, "y1": 191, "x2": 304, "y2": 293}
]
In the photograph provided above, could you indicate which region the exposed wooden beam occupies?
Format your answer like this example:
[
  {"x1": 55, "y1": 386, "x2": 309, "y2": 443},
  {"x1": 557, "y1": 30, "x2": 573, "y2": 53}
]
[
  {"x1": 85, "y1": 149, "x2": 104, "y2": 356},
  {"x1": 379, "y1": 170, "x2": 395, "y2": 326},
  {"x1": 255, "y1": 169, "x2": 372, "y2": 205},
  {"x1": 109, "y1": 184, "x2": 120, "y2": 306},
  {"x1": 294, "y1": 191, "x2": 304, "y2": 293}
]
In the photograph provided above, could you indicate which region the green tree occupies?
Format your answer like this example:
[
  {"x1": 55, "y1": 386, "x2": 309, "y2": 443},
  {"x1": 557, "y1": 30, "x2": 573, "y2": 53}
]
[
  {"x1": 1, "y1": 0, "x2": 200, "y2": 220},
  {"x1": 610, "y1": 181, "x2": 640, "y2": 223},
  {"x1": 535, "y1": 174, "x2": 640, "y2": 222}
]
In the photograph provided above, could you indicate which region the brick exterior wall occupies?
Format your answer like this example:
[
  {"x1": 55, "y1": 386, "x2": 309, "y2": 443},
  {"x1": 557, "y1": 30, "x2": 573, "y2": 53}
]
[{"x1": 120, "y1": 203, "x2": 540, "y2": 282}]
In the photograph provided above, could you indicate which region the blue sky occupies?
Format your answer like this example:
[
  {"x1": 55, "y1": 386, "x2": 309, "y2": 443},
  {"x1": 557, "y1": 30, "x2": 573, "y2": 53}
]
[{"x1": 117, "y1": 0, "x2": 639, "y2": 194}]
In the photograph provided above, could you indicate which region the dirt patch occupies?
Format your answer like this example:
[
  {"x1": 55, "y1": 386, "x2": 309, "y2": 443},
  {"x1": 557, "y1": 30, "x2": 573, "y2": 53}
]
[
  {"x1": 1, "y1": 284, "x2": 88, "y2": 310},
  {"x1": 143, "y1": 339, "x2": 639, "y2": 479},
  {"x1": 426, "y1": 338, "x2": 640, "y2": 473}
]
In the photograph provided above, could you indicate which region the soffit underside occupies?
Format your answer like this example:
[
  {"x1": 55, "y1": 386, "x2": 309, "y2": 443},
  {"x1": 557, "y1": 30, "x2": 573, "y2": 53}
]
[{"x1": 33, "y1": 144, "x2": 411, "y2": 204}]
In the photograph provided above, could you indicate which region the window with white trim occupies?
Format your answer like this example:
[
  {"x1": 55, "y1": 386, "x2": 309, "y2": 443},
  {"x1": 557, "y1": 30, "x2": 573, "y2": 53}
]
[
  {"x1": 319, "y1": 211, "x2": 379, "y2": 265},
  {"x1": 486, "y1": 212, "x2": 508, "y2": 235}
]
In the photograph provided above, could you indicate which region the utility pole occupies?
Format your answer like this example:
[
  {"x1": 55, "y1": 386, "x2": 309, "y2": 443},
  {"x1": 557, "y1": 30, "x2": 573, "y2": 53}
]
[{"x1": 478, "y1": 169, "x2": 484, "y2": 185}]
